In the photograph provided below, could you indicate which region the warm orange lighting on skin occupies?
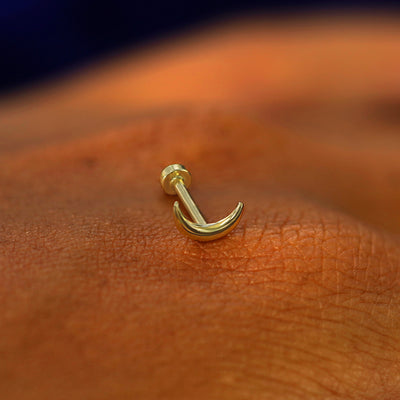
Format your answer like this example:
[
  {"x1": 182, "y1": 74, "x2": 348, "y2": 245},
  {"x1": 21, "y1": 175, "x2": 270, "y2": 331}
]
[{"x1": 0, "y1": 15, "x2": 400, "y2": 399}]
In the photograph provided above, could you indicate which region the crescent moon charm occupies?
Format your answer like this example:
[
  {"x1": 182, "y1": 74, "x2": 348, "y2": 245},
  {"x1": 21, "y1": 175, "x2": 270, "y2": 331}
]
[
  {"x1": 173, "y1": 201, "x2": 244, "y2": 241},
  {"x1": 160, "y1": 164, "x2": 244, "y2": 242}
]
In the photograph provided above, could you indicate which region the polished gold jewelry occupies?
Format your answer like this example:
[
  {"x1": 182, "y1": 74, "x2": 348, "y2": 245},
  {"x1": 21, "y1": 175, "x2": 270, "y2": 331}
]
[{"x1": 160, "y1": 164, "x2": 244, "y2": 241}]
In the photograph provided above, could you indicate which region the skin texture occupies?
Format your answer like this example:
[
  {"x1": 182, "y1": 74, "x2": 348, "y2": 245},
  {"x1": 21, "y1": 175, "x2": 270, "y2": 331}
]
[{"x1": 0, "y1": 16, "x2": 400, "y2": 399}]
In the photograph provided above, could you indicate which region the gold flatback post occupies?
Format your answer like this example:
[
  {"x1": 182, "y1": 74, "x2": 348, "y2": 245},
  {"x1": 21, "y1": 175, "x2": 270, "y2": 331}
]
[{"x1": 160, "y1": 164, "x2": 244, "y2": 241}]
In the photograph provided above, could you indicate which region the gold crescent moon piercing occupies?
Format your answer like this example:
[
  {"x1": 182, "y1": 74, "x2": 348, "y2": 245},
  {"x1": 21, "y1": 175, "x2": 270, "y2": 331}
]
[{"x1": 160, "y1": 164, "x2": 244, "y2": 241}]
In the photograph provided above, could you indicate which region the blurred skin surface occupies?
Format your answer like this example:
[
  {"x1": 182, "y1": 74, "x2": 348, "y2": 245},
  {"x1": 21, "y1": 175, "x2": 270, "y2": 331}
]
[{"x1": 1, "y1": 15, "x2": 400, "y2": 399}]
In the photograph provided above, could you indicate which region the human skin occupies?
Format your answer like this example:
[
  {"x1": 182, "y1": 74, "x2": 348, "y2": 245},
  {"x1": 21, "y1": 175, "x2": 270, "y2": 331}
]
[{"x1": 0, "y1": 16, "x2": 400, "y2": 399}]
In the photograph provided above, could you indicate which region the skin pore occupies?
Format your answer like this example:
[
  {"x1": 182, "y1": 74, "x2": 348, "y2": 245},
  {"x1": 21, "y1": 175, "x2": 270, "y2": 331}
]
[{"x1": 0, "y1": 16, "x2": 400, "y2": 399}]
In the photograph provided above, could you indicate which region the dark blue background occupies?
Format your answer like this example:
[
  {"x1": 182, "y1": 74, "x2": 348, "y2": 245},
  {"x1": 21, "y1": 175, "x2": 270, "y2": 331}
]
[{"x1": 0, "y1": 0, "x2": 398, "y2": 94}]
